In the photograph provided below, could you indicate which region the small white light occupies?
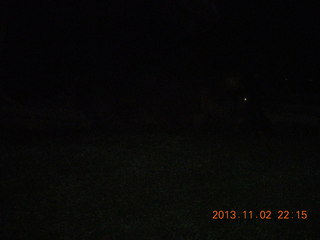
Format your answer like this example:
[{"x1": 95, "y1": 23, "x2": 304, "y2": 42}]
[{"x1": 244, "y1": 97, "x2": 247, "y2": 102}]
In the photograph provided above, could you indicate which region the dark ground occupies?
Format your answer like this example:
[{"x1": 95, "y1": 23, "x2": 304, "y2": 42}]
[{"x1": 1, "y1": 122, "x2": 319, "y2": 240}]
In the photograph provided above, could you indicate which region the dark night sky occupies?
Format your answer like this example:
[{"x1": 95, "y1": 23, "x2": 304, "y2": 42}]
[{"x1": 1, "y1": 0, "x2": 319, "y2": 99}]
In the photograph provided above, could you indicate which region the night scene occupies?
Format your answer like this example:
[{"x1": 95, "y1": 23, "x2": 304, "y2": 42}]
[{"x1": 1, "y1": 0, "x2": 319, "y2": 239}]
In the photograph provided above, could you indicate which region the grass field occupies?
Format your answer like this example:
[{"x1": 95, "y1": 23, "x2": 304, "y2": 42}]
[{"x1": 1, "y1": 124, "x2": 319, "y2": 239}]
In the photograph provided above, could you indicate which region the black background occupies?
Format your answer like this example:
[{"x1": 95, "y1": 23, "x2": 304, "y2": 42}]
[{"x1": 1, "y1": 0, "x2": 319, "y2": 114}]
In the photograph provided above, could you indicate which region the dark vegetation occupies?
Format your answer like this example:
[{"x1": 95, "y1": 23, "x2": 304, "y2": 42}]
[{"x1": 1, "y1": 118, "x2": 319, "y2": 239}]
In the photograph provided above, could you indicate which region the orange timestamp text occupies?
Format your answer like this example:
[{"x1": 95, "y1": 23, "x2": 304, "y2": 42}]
[{"x1": 212, "y1": 210, "x2": 308, "y2": 220}]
